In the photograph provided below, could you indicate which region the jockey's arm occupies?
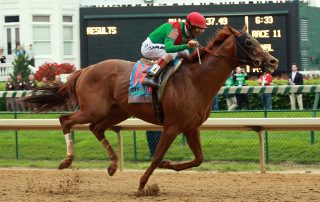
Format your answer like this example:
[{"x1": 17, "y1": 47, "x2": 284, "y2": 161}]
[{"x1": 164, "y1": 37, "x2": 188, "y2": 53}]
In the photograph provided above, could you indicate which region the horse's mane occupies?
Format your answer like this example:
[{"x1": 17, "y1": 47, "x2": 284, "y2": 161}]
[{"x1": 180, "y1": 26, "x2": 232, "y2": 63}]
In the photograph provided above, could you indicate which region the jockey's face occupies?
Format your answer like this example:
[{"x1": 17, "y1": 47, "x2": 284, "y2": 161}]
[{"x1": 191, "y1": 27, "x2": 205, "y2": 38}]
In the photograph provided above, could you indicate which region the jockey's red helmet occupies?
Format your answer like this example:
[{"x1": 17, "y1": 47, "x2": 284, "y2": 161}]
[{"x1": 186, "y1": 12, "x2": 207, "y2": 29}]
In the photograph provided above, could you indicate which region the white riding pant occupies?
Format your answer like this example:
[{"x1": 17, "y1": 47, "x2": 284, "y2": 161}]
[{"x1": 141, "y1": 37, "x2": 189, "y2": 60}]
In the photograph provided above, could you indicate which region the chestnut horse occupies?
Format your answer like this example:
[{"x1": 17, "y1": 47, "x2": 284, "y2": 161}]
[{"x1": 22, "y1": 25, "x2": 278, "y2": 193}]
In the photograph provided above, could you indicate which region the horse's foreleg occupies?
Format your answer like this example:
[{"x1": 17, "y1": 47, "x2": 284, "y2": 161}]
[
  {"x1": 138, "y1": 128, "x2": 178, "y2": 192},
  {"x1": 158, "y1": 128, "x2": 203, "y2": 171},
  {"x1": 89, "y1": 107, "x2": 130, "y2": 176}
]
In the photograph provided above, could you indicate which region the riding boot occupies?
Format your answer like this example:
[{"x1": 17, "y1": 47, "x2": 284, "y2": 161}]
[{"x1": 143, "y1": 58, "x2": 168, "y2": 87}]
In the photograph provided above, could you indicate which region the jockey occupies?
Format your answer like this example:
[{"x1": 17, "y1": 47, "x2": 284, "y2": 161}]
[{"x1": 141, "y1": 12, "x2": 207, "y2": 86}]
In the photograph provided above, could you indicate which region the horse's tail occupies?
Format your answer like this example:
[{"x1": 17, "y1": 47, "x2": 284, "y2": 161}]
[{"x1": 21, "y1": 69, "x2": 84, "y2": 112}]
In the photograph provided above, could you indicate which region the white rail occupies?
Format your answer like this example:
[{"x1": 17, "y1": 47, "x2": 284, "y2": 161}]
[
  {"x1": 1, "y1": 85, "x2": 320, "y2": 98},
  {"x1": 1, "y1": 118, "x2": 320, "y2": 173}
]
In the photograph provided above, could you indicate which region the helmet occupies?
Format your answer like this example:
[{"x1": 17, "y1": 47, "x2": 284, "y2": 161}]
[{"x1": 186, "y1": 12, "x2": 207, "y2": 29}]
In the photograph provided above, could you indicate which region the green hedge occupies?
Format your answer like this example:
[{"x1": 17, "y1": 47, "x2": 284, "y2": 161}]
[
  {"x1": 247, "y1": 78, "x2": 320, "y2": 86},
  {"x1": 216, "y1": 93, "x2": 317, "y2": 110},
  {"x1": 0, "y1": 82, "x2": 5, "y2": 90}
]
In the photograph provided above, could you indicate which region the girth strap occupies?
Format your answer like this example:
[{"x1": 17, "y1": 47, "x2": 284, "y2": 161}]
[{"x1": 151, "y1": 86, "x2": 164, "y2": 124}]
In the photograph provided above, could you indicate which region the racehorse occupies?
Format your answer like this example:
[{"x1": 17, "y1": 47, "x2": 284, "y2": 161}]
[{"x1": 22, "y1": 25, "x2": 278, "y2": 193}]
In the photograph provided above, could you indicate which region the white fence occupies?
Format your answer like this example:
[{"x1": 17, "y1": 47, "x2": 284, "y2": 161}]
[
  {"x1": 0, "y1": 63, "x2": 14, "y2": 81},
  {"x1": 0, "y1": 63, "x2": 39, "y2": 82},
  {"x1": 1, "y1": 118, "x2": 320, "y2": 173}
]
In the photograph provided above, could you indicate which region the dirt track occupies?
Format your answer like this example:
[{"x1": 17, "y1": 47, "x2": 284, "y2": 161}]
[{"x1": 1, "y1": 168, "x2": 320, "y2": 201}]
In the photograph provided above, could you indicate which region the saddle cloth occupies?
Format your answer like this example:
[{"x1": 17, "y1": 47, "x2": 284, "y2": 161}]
[
  {"x1": 128, "y1": 61, "x2": 153, "y2": 103},
  {"x1": 128, "y1": 58, "x2": 182, "y2": 104}
]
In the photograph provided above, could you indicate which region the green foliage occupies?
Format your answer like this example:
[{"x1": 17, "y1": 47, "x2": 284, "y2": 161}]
[
  {"x1": 218, "y1": 93, "x2": 298, "y2": 111},
  {"x1": 0, "y1": 98, "x2": 5, "y2": 111},
  {"x1": 12, "y1": 54, "x2": 31, "y2": 81},
  {"x1": 305, "y1": 78, "x2": 320, "y2": 85},
  {"x1": 0, "y1": 82, "x2": 5, "y2": 90},
  {"x1": 247, "y1": 78, "x2": 320, "y2": 86}
]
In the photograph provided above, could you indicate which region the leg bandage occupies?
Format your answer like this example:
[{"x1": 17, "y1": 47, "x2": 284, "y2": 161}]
[{"x1": 64, "y1": 133, "x2": 74, "y2": 156}]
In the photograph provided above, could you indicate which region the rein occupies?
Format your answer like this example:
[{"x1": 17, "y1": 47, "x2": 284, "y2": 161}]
[
  {"x1": 203, "y1": 46, "x2": 240, "y2": 63},
  {"x1": 234, "y1": 35, "x2": 262, "y2": 67},
  {"x1": 200, "y1": 33, "x2": 264, "y2": 66}
]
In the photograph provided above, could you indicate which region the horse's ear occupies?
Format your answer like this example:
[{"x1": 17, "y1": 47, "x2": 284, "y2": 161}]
[
  {"x1": 242, "y1": 24, "x2": 248, "y2": 32},
  {"x1": 226, "y1": 25, "x2": 241, "y2": 36}
]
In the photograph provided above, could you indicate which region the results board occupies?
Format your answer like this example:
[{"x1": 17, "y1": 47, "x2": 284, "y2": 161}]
[{"x1": 84, "y1": 13, "x2": 287, "y2": 73}]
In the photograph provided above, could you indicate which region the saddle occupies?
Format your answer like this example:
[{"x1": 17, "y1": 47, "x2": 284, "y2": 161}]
[
  {"x1": 128, "y1": 58, "x2": 183, "y2": 124},
  {"x1": 139, "y1": 58, "x2": 183, "y2": 99},
  {"x1": 139, "y1": 58, "x2": 154, "y2": 66}
]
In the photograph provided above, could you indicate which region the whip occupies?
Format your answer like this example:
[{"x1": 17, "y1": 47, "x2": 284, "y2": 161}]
[{"x1": 196, "y1": 43, "x2": 202, "y2": 65}]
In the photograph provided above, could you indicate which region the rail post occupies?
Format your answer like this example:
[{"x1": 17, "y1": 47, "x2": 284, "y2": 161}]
[
  {"x1": 117, "y1": 130, "x2": 124, "y2": 171},
  {"x1": 133, "y1": 130, "x2": 137, "y2": 162},
  {"x1": 14, "y1": 112, "x2": 19, "y2": 160},
  {"x1": 264, "y1": 110, "x2": 269, "y2": 164},
  {"x1": 257, "y1": 129, "x2": 266, "y2": 174}
]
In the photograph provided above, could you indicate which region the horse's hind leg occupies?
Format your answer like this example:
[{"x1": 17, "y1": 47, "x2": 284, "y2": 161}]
[
  {"x1": 158, "y1": 127, "x2": 203, "y2": 171},
  {"x1": 89, "y1": 105, "x2": 130, "y2": 176},
  {"x1": 58, "y1": 110, "x2": 104, "y2": 170}
]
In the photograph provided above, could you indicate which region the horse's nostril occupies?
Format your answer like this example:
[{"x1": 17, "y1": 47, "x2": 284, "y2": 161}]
[{"x1": 269, "y1": 59, "x2": 277, "y2": 64}]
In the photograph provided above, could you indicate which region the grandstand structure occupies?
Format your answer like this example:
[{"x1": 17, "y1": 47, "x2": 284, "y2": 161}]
[
  {"x1": 80, "y1": 0, "x2": 319, "y2": 7},
  {"x1": 0, "y1": 0, "x2": 319, "y2": 78},
  {"x1": 80, "y1": 0, "x2": 320, "y2": 73}
]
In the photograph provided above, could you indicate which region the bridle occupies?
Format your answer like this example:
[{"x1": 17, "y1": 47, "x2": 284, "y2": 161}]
[{"x1": 203, "y1": 31, "x2": 266, "y2": 67}]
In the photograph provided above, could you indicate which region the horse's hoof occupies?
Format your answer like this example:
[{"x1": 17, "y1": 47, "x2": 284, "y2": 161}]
[
  {"x1": 58, "y1": 157, "x2": 73, "y2": 170},
  {"x1": 145, "y1": 184, "x2": 160, "y2": 196},
  {"x1": 107, "y1": 165, "x2": 117, "y2": 176},
  {"x1": 134, "y1": 184, "x2": 160, "y2": 196},
  {"x1": 134, "y1": 189, "x2": 145, "y2": 197}
]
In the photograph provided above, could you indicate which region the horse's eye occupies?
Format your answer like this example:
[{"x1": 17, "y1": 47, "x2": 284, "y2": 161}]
[{"x1": 245, "y1": 39, "x2": 253, "y2": 47}]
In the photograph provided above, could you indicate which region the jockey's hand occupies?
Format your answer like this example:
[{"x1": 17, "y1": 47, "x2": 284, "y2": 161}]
[{"x1": 187, "y1": 40, "x2": 199, "y2": 48}]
